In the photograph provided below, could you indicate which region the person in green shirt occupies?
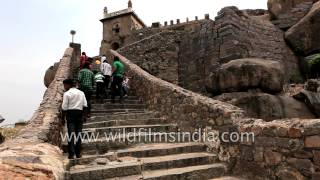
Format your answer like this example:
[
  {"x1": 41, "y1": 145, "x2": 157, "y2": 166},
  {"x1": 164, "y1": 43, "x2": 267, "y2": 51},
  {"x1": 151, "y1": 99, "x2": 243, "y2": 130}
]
[
  {"x1": 78, "y1": 62, "x2": 94, "y2": 114},
  {"x1": 111, "y1": 56, "x2": 125, "y2": 103}
]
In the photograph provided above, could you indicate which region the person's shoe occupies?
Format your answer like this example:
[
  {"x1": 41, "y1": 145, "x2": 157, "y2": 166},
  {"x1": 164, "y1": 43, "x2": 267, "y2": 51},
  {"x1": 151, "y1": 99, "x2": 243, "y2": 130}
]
[
  {"x1": 68, "y1": 155, "x2": 75, "y2": 159},
  {"x1": 76, "y1": 154, "x2": 82, "y2": 159}
]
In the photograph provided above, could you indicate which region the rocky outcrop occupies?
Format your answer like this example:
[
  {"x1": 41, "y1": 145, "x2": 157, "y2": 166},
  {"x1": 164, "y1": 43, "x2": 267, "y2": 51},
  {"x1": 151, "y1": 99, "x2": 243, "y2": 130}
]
[
  {"x1": 294, "y1": 79, "x2": 320, "y2": 117},
  {"x1": 285, "y1": 1, "x2": 320, "y2": 55},
  {"x1": 268, "y1": 0, "x2": 314, "y2": 29},
  {"x1": 44, "y1": 62, "x2": 60, "y2": 88},
  {"x1": 214, "y1": 91, "x2": 315, "y2": 121},
  {"x1": 212, "y1": 59, "x2": 285, "y2": 94}
]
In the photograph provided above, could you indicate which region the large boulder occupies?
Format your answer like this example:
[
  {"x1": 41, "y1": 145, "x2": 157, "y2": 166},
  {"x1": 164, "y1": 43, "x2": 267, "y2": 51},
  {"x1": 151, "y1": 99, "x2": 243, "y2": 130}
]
[
  {"x1": 44, "y1": 62, "x2": 60, "y2": 88},
  {"x1": 214, "y1": 91, "x2": 315, "y2": 121},
  {"x1": 285, "y1": 1, "x2": 320, "y2": 55},
  {"x1": 268, "y1": 0, "x2": 314, "y2": 29},
  {"x1": 213, "y1": 58, "x2": 285, "y2": 94}
]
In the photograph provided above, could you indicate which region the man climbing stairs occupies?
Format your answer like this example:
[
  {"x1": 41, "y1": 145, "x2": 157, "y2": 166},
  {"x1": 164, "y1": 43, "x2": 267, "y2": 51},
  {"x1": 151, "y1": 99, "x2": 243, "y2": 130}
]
[{"x1": 63, "y1": 92, "x2": 243, "y2": 180}]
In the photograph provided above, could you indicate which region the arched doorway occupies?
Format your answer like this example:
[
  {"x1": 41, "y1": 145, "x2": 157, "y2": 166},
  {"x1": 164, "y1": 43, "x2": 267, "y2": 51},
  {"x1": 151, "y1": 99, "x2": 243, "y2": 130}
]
[{"x1": 111, "y1": 42, "x2": 120, "y2": 50}]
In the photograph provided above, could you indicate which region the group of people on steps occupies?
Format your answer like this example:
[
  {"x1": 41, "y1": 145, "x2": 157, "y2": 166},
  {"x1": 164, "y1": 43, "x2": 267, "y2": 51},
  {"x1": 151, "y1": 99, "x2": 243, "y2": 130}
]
[{"x1": 61, "y1": 52, "x2": 128, "y2": 159}]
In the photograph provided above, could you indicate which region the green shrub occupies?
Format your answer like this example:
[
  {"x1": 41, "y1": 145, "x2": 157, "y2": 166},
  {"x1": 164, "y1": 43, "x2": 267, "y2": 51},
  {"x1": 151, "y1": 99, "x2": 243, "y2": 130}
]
[
  {"x1": 308, "y1": 54, "x2": 320, "y2": 78},
  {"x1": 290, "y1": 74, "x2": 304, "y2": 84}
]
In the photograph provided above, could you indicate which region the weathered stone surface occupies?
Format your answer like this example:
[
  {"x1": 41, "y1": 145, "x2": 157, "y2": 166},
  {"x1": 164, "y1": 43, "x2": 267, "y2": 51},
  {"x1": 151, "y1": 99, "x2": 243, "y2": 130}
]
[
  {"x1": 305, "y1": 135, "x2": 320, "y2": 147},
  {"x1": 119, "y1": 31, "x2": 181, "y2": 84},
  {"x1": 264, "y1": 149, "x2": 282, "y2": 165},
  {"x1": 44, "y1": 62, "x2": 60, "y2": 88},
  {"x1": 276, "y1": 167, "x2": 305, "y2": 180},
  {"x1": 268, "y1": 0, "x2": 314, "y2": 29},
  {"x1": 0, "y1": 142, "x2": 64, "y2": 179},
  {"x1": 213, "y1": 59, "x2": 285, "y2": 94},
  {"x1": 293, "y1": 89, "x2": 320, "y2": 117},
  {"x1": 305, "y1": 79, "x2": 320, "y2": 92},
  {"x1": 285, "y1": 1, "x2": 320, "y2": 55},
  {"x1": 313, "y1": 150, "x2": 320, "y2": 165},
  {"x1": 214, "y1": 91, "x2": 315, "y2": 121},
  {"x1": 287, "y1": 158, "x2": 314, "y2": 176}
]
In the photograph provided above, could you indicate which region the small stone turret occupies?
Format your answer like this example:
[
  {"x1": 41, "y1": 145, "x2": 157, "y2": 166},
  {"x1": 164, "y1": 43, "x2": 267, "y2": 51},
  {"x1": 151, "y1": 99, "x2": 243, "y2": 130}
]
[
  {"x1": 128, "y1": 0, "x2": 132, "y2": 8},
  {"x1": 103, "y1": 6, "x2": 108, "y2": 17}
]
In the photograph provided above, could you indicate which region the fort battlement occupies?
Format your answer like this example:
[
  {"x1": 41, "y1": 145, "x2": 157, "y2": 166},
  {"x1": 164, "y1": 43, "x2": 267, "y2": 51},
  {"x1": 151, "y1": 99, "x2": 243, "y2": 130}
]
[{"x1": 151, "y1": 14, "x2": 211, "y2": 28}]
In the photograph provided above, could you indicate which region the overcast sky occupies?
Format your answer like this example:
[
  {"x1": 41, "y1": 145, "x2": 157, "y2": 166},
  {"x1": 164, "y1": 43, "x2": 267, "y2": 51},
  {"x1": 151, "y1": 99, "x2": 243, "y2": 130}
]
[{"x1": 0, "y1": 0, "x2": 267, "y2": 125}]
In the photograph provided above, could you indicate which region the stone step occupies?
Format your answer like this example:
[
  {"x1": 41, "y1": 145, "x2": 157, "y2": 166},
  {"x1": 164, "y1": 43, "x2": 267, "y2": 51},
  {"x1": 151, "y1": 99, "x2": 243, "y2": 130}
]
[
  {"x1": 210, "y1": 177, "x2": 246, "y2": 180},
  {"x1": 69, "y1": 153, "x2": 220, "y2": 180},
  {"x1": 89, "y1": 112, "x2": 160, "y2": 123},
  {"x1": 92, "y1": 99, "x2": 142, "y2": 104},
  {"x1": 139, "y1": 152, "x2": 218, "y2": 171},
  {"x1": 88, "y1": 111, "x2": 160, "y2": 123},
  {"x1": 70, "y1": 161, "x2": 141, "y2": 180},
  {"x1": 101, "y1": 164, "x2": 227, "y2": 180},
  {"x1": 91, "y1": 104, "x2": 147, "y2": 110},
  {"x1": 91, "y1": 109, "x2": 147, "y2": 115},
  {"x1": 68, "y1": 143, "x2": 207, "y2": 167},
  {"x1": 83, "y1": 124, "x2": 177, "y2": 135},
  {"x1": 84, "y1": 118, "x2": 169, "y2": 128},
  {"x1": 62, "y1": 133, "x2": 199, "y2": 155},
  {"x1": 91, "y1": 96, "x2": 139, "y2": 101}
]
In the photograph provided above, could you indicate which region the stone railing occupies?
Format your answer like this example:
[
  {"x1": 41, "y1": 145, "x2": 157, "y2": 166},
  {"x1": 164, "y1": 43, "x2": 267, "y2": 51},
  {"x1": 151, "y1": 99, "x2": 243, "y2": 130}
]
[
  {"x1": 0, "y1": 44, "x2": 80, "y2": 179},
  {"x1": 111, "y1": 50, "x2": 243, "y2": 132}
]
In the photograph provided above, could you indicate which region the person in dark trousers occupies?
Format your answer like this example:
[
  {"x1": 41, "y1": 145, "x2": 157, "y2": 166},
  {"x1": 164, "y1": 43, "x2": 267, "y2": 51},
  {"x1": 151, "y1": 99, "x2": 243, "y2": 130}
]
[
  {"x1": 111, "y1": 56, "x2": 125, "y2": 103},
  {"x1": 94, "y1": 70, "x2": 105, "y2": 102},
  {"x1": 78, "y1": 62, "x2": 94, "y2": 116},
  {"x1": 100, "y1": 56, "x2": 112, "y2": 97},
  {"x1": 62, "y1": 79, "x2": 88, "y2": 159}
]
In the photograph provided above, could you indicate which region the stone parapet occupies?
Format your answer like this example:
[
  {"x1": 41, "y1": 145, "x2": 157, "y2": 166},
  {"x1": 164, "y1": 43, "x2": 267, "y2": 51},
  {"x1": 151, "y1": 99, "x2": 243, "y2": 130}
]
[
  {"x1": 233, "y1": 118, "x2": 320, "y2": 179},
  {"x1": 0, "y1": 46, "x2": 79, "y2": 179},
  {"x1": 111, "y1": 50, "x2": 243, "y2": 132}
]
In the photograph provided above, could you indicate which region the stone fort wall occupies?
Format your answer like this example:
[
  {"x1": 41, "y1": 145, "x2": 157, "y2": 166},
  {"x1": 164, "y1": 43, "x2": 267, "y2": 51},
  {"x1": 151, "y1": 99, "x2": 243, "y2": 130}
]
[{"x1": 119, "y1": 7, "x2": 300, "y2": 94}]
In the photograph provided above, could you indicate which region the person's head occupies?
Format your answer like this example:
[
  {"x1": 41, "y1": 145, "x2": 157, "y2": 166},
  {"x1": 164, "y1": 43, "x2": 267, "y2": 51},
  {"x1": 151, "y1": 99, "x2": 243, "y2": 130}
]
[
  {"x1": 103, "y1": 59, "x2": 108, "y2": 63},
  {"x1": 63, "y1": 79, "x2": 74, "y2": 91},
  {"x1": 82, "y1": 52, "x2": 86, "y2": 56},
  {"x1": 83, "y1": 62, "x2": 91, "y2": 69},
  {"x1": 114, "y1": 56, "x2": 120, "y2": 61}
]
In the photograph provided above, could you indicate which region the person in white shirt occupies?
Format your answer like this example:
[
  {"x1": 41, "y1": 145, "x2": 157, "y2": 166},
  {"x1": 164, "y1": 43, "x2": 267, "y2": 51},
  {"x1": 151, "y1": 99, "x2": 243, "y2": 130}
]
[
  {"x1": 62, "y1": 79, "x2": 88, "y2": 159},
  {"x1": 100, "y1": 56, "x2": 112, "y2": 96}
]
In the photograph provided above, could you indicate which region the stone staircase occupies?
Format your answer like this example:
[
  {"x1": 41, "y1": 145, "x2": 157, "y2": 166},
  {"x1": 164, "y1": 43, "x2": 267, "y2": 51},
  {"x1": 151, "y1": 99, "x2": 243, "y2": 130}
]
[{"x1": 63, "y1": 93, "x2": 241, "y2": 180}]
